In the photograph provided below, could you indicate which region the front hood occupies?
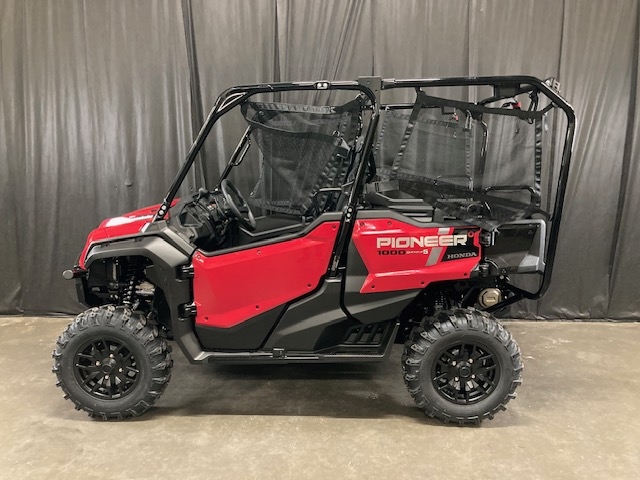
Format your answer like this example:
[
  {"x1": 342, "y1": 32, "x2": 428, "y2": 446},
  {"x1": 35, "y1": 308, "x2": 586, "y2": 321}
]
[
  {"x1": 98, "y1": 204, "x2": 162, "y2": 236},
  {"x1": 78, "y1": 203, "x2": 169, "y2": 268}
]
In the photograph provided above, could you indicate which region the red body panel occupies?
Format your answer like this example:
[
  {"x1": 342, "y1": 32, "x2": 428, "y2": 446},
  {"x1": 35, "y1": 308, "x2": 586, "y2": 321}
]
[
  {"x1": 192, "y1": 221, "x2": 340, "y2": 328},
  {"x1": 351, "y1": 219, "x2": 481, "y2": 293},
  {"x1": 78, "y1": 202, "x2": 176, "y2": 268}
]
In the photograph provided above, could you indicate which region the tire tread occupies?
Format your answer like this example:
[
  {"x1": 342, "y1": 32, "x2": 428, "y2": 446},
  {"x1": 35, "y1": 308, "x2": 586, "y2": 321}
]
[
  {"x1": 52, "y1": 305, "x2": 173, "y2": 419},
  {"x1": 401, "y1": 308, "x2": 523, "y2": 425}
]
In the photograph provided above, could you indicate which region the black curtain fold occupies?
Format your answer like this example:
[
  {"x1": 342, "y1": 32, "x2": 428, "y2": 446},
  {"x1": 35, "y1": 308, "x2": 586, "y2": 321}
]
[
  {"x1": 1, "y1": 0, "x2": 194, "y2": 313},
  {"x1": 1, "y1": 0, "x2": 639, "y2": 319}
]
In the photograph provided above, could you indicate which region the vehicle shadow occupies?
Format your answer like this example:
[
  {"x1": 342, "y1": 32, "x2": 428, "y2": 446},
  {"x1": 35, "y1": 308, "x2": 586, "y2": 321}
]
[{"x1": 140, "y1": 351, "x2": 482, "y2": 427}]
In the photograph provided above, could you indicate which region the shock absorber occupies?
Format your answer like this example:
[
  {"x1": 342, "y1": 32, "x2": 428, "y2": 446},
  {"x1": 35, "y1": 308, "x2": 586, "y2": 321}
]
[
  {"x1": 434, "y1": 290, "x2": 452, "y2": 312},
  {"x1": 122, "y1": 258, "x2": 140, "y2": 306}
]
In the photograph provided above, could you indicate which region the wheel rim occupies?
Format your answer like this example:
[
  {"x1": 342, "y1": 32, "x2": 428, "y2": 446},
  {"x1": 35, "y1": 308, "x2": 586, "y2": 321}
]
[
  {"x1": 431, "y1": 340, "x2": 500, "y2": 405},
  {"x1": 73, "y1": 337, "x2": 140, "y2": 400}
]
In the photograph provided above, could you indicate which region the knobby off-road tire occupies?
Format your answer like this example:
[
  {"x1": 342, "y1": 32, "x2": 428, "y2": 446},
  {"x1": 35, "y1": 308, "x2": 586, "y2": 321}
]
[
  {"x1": 402, "y1": 308, "x2": 522, "y2": 425},
  {"x1": 52, "y1": 306, "x2": 172, "y2": 419}
]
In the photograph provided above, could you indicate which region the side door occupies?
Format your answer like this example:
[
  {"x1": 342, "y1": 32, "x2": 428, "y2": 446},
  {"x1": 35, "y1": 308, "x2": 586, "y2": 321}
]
[{"x1": 190, "y1": 217, "x2": 341, "y2": 350}]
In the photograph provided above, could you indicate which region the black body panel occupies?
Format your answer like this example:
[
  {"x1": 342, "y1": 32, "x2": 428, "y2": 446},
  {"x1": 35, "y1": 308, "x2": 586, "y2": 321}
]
[
  {"x1": 487, "y1": 222, "x2": 537, "y2": 254},
  {"x1": 263, "y1": 278, "x2": 351, "y2": 351},
  {"x1": 195, "y1": 276, "x2": 400, "y2": 361},
  {"x1": 343, "y1": 243, "x2": 420, "y2": 322},
  {"x1": 196, "y1": 306, "x2": 285, "y2": 351},
  {"x1": 484, "y1": 220, "x2": 545, "y2": 274},
  {"x1": 202, "y1": 212, "x2": 343, "y2": 257}
]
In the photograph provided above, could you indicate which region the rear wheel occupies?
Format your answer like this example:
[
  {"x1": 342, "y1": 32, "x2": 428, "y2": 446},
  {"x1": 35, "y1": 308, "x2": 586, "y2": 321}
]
[
  {"x1": 52, "y1": 306, "x2": 172, "y2": 419},
  {"x1": 402, "y1": 308, "x2": 522, "y2": 424}
]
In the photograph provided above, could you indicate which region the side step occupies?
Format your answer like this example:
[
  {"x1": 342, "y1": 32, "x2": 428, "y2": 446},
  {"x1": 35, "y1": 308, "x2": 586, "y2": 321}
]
[{"x1": 193, "y1": 322, "x2": 399, "y2": 365}]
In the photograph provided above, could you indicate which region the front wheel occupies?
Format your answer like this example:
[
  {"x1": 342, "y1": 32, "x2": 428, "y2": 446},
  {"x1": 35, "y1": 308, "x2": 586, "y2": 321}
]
[
  {"x1": 52, "y1": 306, "x2": 172, "y2": 419},
  {"x1": 402, "y1": 309, "x2": 522, "y2": 425}
]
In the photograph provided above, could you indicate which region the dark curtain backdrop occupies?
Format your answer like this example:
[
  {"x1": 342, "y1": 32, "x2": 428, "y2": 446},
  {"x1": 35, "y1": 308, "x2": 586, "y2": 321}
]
[{"x1": 1, "y1": 0, "x2": 639, "y2": 319}]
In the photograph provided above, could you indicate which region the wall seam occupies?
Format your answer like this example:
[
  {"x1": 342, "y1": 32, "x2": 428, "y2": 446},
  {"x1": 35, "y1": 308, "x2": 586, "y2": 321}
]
[
  {"x1": 606, "y1": 0, "x2": 640, "y2": 316},
  {"x1": 180, "y1": 0, "x2": 206, "y2": 188}
]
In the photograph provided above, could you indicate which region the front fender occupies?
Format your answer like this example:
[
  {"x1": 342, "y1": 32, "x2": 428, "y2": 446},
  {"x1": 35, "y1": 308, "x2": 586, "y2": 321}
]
[
  {"x1": 85, "y1": 236, "x2": 189, "y2": 274},
  {"x1": 81, "y1": 235, "x2": 205, "y2": 363}
]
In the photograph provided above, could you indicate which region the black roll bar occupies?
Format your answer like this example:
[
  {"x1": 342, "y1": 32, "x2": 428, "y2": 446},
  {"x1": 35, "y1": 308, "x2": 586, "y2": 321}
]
[
  {"x1": 154, "y1": 81, "x2": 379, "y2": 221},
  {"x1": 155, "y1": 75, "x2": 575, "y2": 308},
  {"x1": 381, "y1": 76, "x2": 576, "y2": 305}
]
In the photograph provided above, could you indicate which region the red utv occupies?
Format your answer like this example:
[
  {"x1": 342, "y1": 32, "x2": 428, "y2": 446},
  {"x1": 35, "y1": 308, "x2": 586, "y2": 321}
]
[{"x1": 53, "y1": 76, "x2": 575, "y2": 424}]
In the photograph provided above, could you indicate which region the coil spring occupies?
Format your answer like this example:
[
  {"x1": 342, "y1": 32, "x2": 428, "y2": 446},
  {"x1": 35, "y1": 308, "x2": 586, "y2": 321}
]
[
  {"x1": 122, "y1": 258, "x2": 140, "y2": 305},
  {"x1": 432, "y1": 290, "x2": 448, "y2": 313}
]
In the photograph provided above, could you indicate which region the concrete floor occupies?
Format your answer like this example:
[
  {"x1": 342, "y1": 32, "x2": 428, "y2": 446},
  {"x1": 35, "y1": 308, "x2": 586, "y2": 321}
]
[{"x1": 0, "y1": 317, "x2": 638, "y2": 480}]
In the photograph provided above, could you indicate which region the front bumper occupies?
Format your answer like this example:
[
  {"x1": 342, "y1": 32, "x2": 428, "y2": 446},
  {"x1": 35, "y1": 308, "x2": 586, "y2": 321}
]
[
  {"x1": 62, "y1": 267, "x2": 87, "y2": 280},
  {"x1": 62, "y1": 267, "x2": 91, "y2": 307}
]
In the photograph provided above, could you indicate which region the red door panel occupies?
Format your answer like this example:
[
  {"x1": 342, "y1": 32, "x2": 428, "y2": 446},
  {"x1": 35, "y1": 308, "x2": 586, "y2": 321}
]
[
  {"x1": 192, "y1": 221, "x2": 340, "y2": 328},
  {"x1": 351, "y1": 218, "x2": 481, "y2": 293}
]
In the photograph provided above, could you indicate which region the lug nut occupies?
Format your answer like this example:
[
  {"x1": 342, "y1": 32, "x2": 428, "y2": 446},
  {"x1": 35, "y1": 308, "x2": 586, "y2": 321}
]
[
  {"x1": 118, "y1": 368, "x2": 123, "y2": 373},
  {"x1": 469, "y1": 359, "x2": 473, "y2": 364},
  {"x1": 454, "y1": 377, "x2": 459, "y2": 381},
  {"x1": 471, "y1": 374, "x2": 476, "y2": 379},
  {"x1": 96, "y1": 361, "x2": 100, "y2": 366},
  {"x1": 452, "y1": 361, "x2": 457, "y2": 366},
  {"x1": 109, "y1": 354, "x2": 114, "y2": 358}
]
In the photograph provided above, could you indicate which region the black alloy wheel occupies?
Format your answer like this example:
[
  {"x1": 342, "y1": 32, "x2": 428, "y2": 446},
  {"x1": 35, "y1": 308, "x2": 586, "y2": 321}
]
[
  {"x1": 73, "y1": 337, "x2": 140, "y2": 400},
  {"x1": 402, "y1": 308, "x2": 522, "y2": 425},
  {"x1": 53, "y1": 306, "x2": 172, "y2": 419},
  {"x1": 431, "y1": 341, "x2": 500, "y2": 405}
]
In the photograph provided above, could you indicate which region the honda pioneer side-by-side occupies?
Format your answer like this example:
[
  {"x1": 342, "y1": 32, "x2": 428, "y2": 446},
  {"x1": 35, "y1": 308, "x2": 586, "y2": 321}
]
[{"x1": 53, "y1": 76, "x2": 574, "y2": 424}]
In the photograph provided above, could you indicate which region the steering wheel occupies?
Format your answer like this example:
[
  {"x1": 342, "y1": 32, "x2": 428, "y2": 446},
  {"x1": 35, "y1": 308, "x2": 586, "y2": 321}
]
[{"x1": 220, "y1": 179, "x2": 257, "y2": 231}]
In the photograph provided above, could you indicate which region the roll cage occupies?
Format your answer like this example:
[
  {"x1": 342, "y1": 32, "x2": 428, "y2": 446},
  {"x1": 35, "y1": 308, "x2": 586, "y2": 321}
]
[{"x1": 154, "y1": 76, "x2": 575, "y2": 313}]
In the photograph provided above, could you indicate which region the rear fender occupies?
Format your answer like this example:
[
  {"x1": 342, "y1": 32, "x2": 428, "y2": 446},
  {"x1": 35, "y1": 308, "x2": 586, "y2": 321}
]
[{"x1": 343, "y1": 210, "x2": 482, "y2": 320}]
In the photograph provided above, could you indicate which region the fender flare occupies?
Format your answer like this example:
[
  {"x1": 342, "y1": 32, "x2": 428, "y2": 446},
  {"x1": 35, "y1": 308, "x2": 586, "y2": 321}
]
[
  {"x1": 86, "y1": 236, "x2": 189, "y2": 271},
  {"x1": 84, "y1": 236, "x2": 205, "y2": 363}
]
